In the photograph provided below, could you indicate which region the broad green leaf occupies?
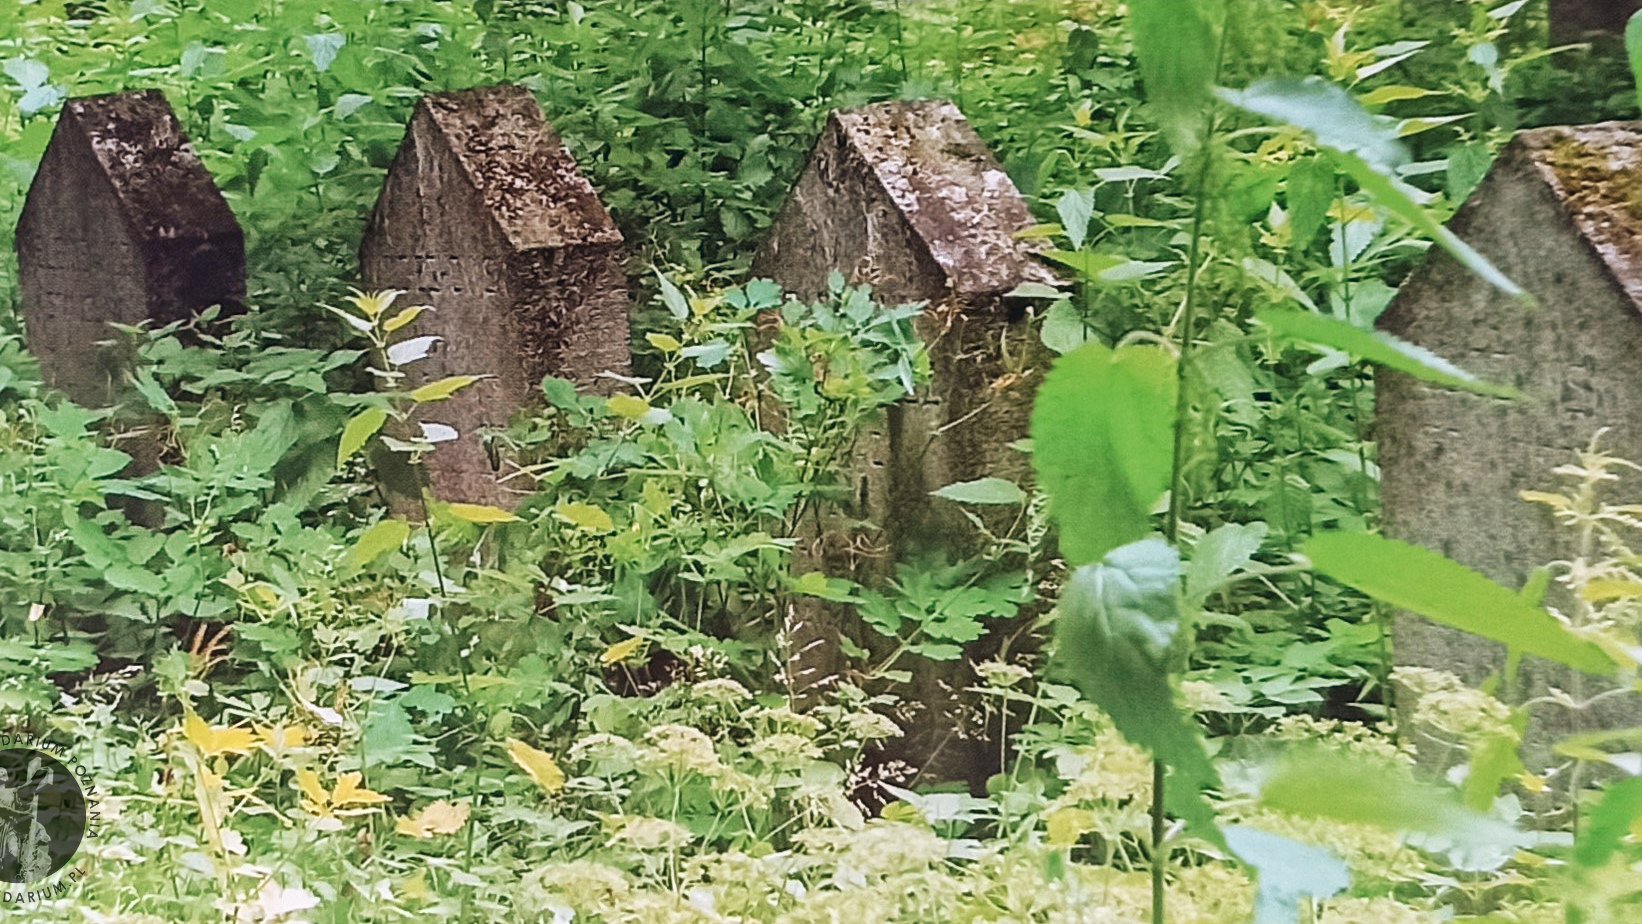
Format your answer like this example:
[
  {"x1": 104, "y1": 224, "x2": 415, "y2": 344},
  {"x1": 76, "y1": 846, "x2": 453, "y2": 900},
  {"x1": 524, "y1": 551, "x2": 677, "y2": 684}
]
[
  {"x1": 1255, "y1": 308, "x2": 1517, "y2": 398},
  {"x1": 1031, "y1": 342, "x2": 1176, "y2": 566},
  {"x1": 607, "y1": 395, "x2": 652, "y2": 420},
  {"x1": 445, "y1": 503, "x2": 522, "y2": 525},
  {"x1": 1628, "y1": 11, "x2": 1642, "y2": 114},
  {"x1": 1224, "y1": 826, "x2": 1349, "y2": 924},
  {"x1": 1218, "y1": 77, "x2": 1406, "y2": 170},
  {"x1": 383, "y1": 304, "x2": 427, "y2": 333},
  {"x1": 343, "y1": 519, "x2": 411, "y2": 572},
  {"x1": 1462, "y1": 731, "x2": 1525, "y2": 813},
  {"x1": 1129, "y1": 0, "x2": 1218, "y2": 154},
  {"x1": 554, "y1": 501, "x2": 614, "y2": 534},
  {"x1": 1304, "y1": 532, "x2": 1616, "y2": 676},
  {"x1": 408, "y1": 375, "x2": 483, "y2": 404},
  {"x1": 1039, "y1": 301, "x2": 1098, "y2": 355},
  {"x1": 1056, "y1": 189, "x2": 1094, "y2": 250},
  {"x1": 337, "y1": 408, "x2": 389, "y2": 468},
  {"x1": 1333, "y1": 152, "x2": 1529, "y2": 303},
  {"x1": 1184, "y1": 522, "x2": 1268, "y2": 603},
  {"x1": 1576, "y1": 777, "x2": 1642, "y2": 869},
  {"x1": 932, "y1": 477, "x2": 1026, "y2": 506},
  {"x1": 1257, "y1": 748, "x2": 1520, "y2": 858},
  {"x1": 1284, "y1": 156, "x2": 1335, "y2": 248},
  {"x1": 1055, "y1": 539, "x2": 1225, "y2": 846},
  {"x1": 656, "y1": 272, "x2": 690, "y2": 321}
]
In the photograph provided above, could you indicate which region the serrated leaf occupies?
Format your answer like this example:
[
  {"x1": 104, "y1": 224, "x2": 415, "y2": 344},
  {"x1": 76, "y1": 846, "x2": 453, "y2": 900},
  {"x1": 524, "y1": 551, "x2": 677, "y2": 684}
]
[
  {"x1": 1217, "y1": 77, "x2": 1406, "y2": 171},
  {"x1": 932, "y1": 477, "x2": 1026, "y2": 506},
  {"x1": 1055, "y1": 539, "x2": 1224, "y2": 847},
  {"x1": 446, "y1": 503, "x2": 521, "y2": 525},
  {"x1": 1031, "y1": 342, "x2": 1176, "y2": 567},
  {"x1": 343, "y1": 519, "x2": 411, "y2": 572},
  {"x1": 408, "y1": 375, "x2": 482, "y2": 403},
  {"x1": 505, "y1": 738, "x2": 565, "y2": 795},
  {"x1": 1256, "y1": 748, "x2": 1519, "y2": 855},
  {"x1": 1129, "y1": 0, "x2": 1218, "y2": 153},
  {"x1": 337, "y1": 408, "x2": 388, "y2": 468},
  {"x1": 1256, "y1": 308, "x2": 1517, "y2": 398},
  {"x1": 1304, "y1": 532, "x2": 1616, "y2": 676}
]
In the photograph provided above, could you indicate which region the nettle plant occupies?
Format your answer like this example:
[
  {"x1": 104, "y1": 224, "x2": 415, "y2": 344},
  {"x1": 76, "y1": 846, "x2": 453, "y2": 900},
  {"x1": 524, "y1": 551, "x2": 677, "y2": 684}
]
[{"x1": 1030, "y1": 1, "x2": 1642, "y2": 922}]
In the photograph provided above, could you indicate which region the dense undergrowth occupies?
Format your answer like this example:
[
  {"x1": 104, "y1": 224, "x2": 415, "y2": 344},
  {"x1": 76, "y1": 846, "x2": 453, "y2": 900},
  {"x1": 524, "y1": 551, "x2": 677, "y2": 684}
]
[{"x1": 2, "y1": 0, "x2": 1642, "y2": 921}]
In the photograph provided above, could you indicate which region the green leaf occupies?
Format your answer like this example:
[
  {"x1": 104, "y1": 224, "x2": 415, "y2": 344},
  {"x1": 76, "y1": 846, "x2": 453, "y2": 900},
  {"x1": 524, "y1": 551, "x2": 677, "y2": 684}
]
[
  {"x1": 932, "y1": 477, "x2": 1026, "y2": 506},
  {"x1": 1255, "y1": 308, "x2": 1517, "y2": 398},
  {"x1": 408, "y1": 375, "x2": 483, "y2": 404},
  {"x1": 1217, "y1": 77, "x2": 1406, "y2": 170},
  {"x1": 1055, "y1": 539, "x2": 1225, "y2": 847},
  {"x1": 338, "y1": 408, "x2": 389, "y2": 469},
  {"x1": 1333, "y1": 152, "x2": 1529, "y2": 304},
  {"x1": 1184, "y1": 522, "x2": 1268, "y2": 603},
  {"x1": 1256, "y1": 748, "x2": 1520, "y2": 855},
  {"x1": 1576, "y1": 777, "x2": 1642, "y2": 869},
  {"x1": 446, "y1": 503, "x2": 522, "y2": 525},
  {"x1": 1031, "y1": 342, "x2": 1176, "y2": 567},
  {"x1": 656, "y1": 272, "x2": 690, "y2": 321},
  {"x1": 1224, "y1": 827, "x2": 1349, "y2": 924},
  {"x1": 1129, "y1": 0, "x2": 1218, "y2": 154},
  {"x1": 343, "y1": 519, "x2": 412, "y2": 572},
  {"x1": 1627, "y1": 11, "x2": 1642, "y2": 114},
  {"x1": 1304, "y1": 532, "x2": 1617, "y2": 676},
  {"x1": 1285, "y1": 156, "x2": 1335, "y2": 248}
]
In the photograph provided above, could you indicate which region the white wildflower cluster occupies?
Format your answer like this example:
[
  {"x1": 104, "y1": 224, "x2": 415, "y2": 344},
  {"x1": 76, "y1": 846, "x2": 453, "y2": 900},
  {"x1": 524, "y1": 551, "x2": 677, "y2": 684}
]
[{"x1": 1392, "y1": 667, "x2": 1518, "y2": 746}]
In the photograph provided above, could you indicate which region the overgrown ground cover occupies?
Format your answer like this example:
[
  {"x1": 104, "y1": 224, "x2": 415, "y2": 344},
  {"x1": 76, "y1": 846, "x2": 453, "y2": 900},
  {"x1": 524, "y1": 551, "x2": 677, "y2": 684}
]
[{"x1": 2, "y1": 1, "x2": 1642, "y2": 921}]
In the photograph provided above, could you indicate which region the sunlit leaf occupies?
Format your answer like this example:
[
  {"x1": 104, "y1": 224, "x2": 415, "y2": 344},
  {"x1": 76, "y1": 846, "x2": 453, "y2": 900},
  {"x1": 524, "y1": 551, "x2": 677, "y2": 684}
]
[
  {"x1": 505, "y1": 738, "x2": 566, "y2": 795},
  {"x1": 1304, "y1": 532, "x2": 1616, "y2": 676},
  {"x1": 183, "y1": 714, "x2": 257, "y2": 757},
  {"x1": 396, "y1": 800, "x2": 471, "y2": 839},
  {"x1": 445, "y1": 503, "x2": 522, "y2": 525},
  {"x1": 1255, "y1": 307, "x2": 1518, "y2": 398},
  {"x1": 600, "y1": 636, "x2": 645, "y2": 666},
  {"x1": 555, "y1": 501, "x2": 614, "y2": 534},
  {"x1": 408, "y1": 376, "x2": 482, "y2": 404},
  {"x1": 343, "y1": 519, "x2": 411, "y2": 572},
  {"x1": 932, "y1": 477, "x2": 1026, "y2": 506},
  {"x1": 337, "y1": 408, "x2": 388, "y2": 468}
]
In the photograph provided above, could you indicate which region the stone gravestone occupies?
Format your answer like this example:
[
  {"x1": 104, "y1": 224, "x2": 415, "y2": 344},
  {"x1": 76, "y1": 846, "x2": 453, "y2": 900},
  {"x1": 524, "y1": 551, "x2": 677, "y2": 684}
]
[
  {"x1": 756, "y1": 100, "x2": 1056, "y2": 785},
  {"x1": 16, "y1": 91, "x2": 244, "y2": 405},
  {"x1": 1378, "y1": 122, "x2": 1642, "y2": 774},
  {"x1": 1550, "y1": 0, "x2": 1641, "y2": 43},
  {"x1": 361, "y1": 85, "x2": 629, "y2": 507}
]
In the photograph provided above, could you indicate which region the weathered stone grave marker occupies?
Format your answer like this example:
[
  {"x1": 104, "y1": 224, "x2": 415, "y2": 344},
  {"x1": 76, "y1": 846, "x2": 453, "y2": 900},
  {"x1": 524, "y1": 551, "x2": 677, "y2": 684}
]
[
  {"x1": 362, "y1": 85, "x2": 630, "y2": 507},
  {"x1": 16, "y1": 90, "x2": 244, "y2": 405},
  {"x1": 756, "y1": 99, "x2": 1056, "y2": 784},
  {"x1": 1550, "y1": 0, "x2": 1641, "y2": 43},
  {"x1": 1379, "y1": 122, "x2": 1642, "y2": 772}
]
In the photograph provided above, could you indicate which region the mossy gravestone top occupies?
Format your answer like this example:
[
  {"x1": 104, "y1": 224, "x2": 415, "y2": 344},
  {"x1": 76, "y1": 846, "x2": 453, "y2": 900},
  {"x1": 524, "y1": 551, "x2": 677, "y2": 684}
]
[
  {"x1": 362, "y1": 85, "x2": 630, "y2": 508},
  {"x1": 16, "y1": 90, "x2": 244, "y2": 405},
  {"x1": 1378, "y1": 122, "x2": 1642, "y2": 771},
  {"x1": 756, "y1": 100, "x2": 1056, "y2": 786}
]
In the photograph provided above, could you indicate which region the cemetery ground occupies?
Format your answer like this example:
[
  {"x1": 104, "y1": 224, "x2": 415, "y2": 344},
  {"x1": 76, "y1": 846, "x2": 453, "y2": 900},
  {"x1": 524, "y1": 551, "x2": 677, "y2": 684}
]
[{"x1": 6, "y1": 1, "x2": 1642, "y2": 922}]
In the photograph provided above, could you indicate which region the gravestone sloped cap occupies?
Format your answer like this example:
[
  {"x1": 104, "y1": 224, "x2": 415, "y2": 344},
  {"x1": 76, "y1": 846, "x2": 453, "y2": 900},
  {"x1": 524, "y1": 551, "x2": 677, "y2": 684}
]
[
  {"x1": 411, "y1": 85, "x2": 622, "y2": 253},
  {"x1": 827, "y1": 100, "x2": 1056, "y2": 298},
  {"x1": 1382, "y1": 121, "x2": 1642, "y2": 333},
  {"x1": 24, "y1": 90, "x2": 240, "y2": 244}
]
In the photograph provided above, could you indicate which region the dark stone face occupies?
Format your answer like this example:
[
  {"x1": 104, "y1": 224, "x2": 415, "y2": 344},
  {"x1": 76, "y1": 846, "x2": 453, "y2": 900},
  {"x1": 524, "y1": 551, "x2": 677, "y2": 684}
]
[{"x1": 0, "y1": 748, "x2": 86, "y2": 884}]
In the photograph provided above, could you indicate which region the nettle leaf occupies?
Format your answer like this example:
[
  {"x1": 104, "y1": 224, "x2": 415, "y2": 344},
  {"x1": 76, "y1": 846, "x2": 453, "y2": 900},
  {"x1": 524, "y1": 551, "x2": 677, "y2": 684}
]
[
  {"x1": 1129, "y1": 0, "x2": 1218, "y2": 153},
  {"x1": 304, "y1": 33, "x2": 345, "y2": 73},
  {"x1": 932, "y1": 477, "x2": 1026, "y2": 506},
  {"x1": 1055, "y1": 539, "x2": 1224, "y2": 846},
  {"x1": 1333, "y1": 151, "x2": 1528, "y2": 303},
  {"x1": 1224, "y1": 826, "x2": 1349, "y2": 924},
  {"x1": 1256, "y1": 748, "x2": 1520, "y2": 858},
  {"x1": 1217, "y1": 77, "x2": 1406, "y2": 171},
  {"x1": 1184, "y1": 522, "x2": 1268, "y2": 604},
  {"x1": 1304, "y1": 532, "x2": 1617, "y2": 676},
  {"x1": 1031, "y1": 342, "x2": 1176, "y2": 567},
  {"x1": 1576, "y1": 777, "x2": 1642, "y2": 869},
  {"x1": 1256, "y1": 308, "x2": 1517, "y2": 398}
]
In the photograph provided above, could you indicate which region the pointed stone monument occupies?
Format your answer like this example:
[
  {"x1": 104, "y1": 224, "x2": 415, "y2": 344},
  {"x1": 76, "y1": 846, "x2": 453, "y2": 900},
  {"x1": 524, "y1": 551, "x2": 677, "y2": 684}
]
[
  {"x1": 361, "y1": 85, "x2": 630, "y2": 507},
  {"x1": 757, "y1": 100, "x2": 1056, "y2": 786},
  {"x1": 16, "y1": 91, "x2": 244, "y2": 404},
  {"x1": 1378, "y1": 121, "x2": 1642, "y2": 771}
]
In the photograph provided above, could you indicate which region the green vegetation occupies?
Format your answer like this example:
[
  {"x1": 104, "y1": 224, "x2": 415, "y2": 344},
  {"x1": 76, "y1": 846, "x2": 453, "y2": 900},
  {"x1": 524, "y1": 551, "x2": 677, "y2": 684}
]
[{"x1": 2, "y1": 1, "x2": 1642, "y2": 921}]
